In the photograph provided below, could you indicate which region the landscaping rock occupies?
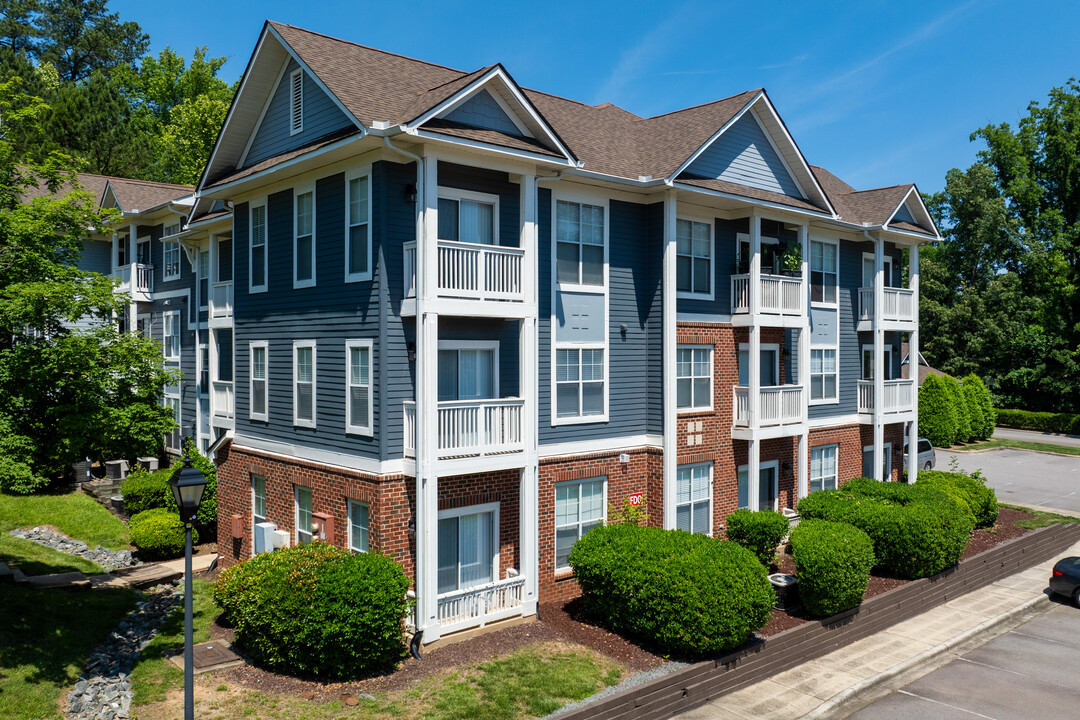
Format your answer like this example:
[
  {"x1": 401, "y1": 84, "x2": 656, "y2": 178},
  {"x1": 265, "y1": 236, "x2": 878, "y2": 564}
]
[{"x1": 8, "y1": 527, "x2": 140, "y2": 572}]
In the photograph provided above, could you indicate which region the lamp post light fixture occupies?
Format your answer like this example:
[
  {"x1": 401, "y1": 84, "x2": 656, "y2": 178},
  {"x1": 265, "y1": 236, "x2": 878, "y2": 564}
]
[{"x1": 167, "y1": 454, "x2": 209, "y2": 720}]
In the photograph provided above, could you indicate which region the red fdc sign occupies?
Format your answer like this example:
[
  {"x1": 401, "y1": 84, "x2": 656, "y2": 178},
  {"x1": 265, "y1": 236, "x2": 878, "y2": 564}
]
[{"x1": 628, "y1": 492, "x2": 643, "y2": 506}]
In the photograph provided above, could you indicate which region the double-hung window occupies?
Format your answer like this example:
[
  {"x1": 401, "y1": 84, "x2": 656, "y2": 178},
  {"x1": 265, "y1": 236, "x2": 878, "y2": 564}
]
[
  {"x1": 810, "y1": 240, "x2": 837, "y2": 304},
  {"x1": 555, "y1": 348, "x2": 604, "y2": 419},
  {"x1": 438, "y1": 188, "x2": 497, "y2": 245},
  {"x1": 554, "y1": 478, "x2": 605, "y2": 570},
  {"x1": 348, "y1": 499, "x2": 369, "y2": 553},
  {"x1": 810, "y1": 348, "x2": 838, "y2": 402},
  {"x1": 346, "y1": 339, "x2": 372, "y2": 435},
  {"x1": 677, "y1": 346, "x2": 712, "y2": 411},
  {"x1": 198, "y1": 251, "x2": 209, "y2": 312},
  {"x1": 438, "y1": 504, "x2": 498, "y2": 593},
  {"x1": 249, "y1": 341, "x2": 268, "y2": 422},
  {"x1": 676, "y1": 463, "x2": 711, "y2": 535},
  {"x1": 252, "y1": 475, "x2": 266, "y2": 526},
  {"x1": 294, "y1": 189, "x2": 315, "y2": 288},
  {"x1": 163, "y1": 240, "x2": 181, "y2": 281},
  {"x1": 250, "y1": 203, "x2": 267, "y2": 292},
  {"x1": 295, "y1": 486, "x2": 312, "y2": 544},
  {"x1": 676, "y1": 219, "x2": 712, "y2": 297},
  {"x1": 293, "y1": 341, "x2": 316, "y2": 428},
  {"x1": 810, "y1": 445, "x2": 838, "y2": 493},
  {"x1": 555, "y1": 199, "x2": 604, "y2": 287},
  {"x1": 163, "y1": 311, "x2": 181, "y2": 361},
  {"x1": 163, "y1": 394, "x2": 181, "y2": 452},
  {"x1": 346, "y1": 174, "x2": 371, "y2": 281}
]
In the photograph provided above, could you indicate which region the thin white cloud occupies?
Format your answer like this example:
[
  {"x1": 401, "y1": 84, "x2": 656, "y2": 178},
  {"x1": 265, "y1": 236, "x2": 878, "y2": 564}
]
[{"x1": 759, "y1": 54, "x2": 810, "y2": 71}]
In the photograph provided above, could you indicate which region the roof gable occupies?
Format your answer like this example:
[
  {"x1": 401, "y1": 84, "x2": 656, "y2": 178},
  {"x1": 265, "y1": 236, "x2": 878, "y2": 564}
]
[
  {"x1": 102, "y1": 178, "x2": 193, "y2": 213},
  {"x1": 681, "y1": 108, "x2": 801, "y2": 197},
  {"x1": 444, "y1": 88, "x2": 527, "y2": 137}
]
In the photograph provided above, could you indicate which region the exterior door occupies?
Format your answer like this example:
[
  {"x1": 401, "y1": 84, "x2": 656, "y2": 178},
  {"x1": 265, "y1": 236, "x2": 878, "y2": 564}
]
[
  {"x1": 438, "y1": 347, "x2": 496, "y2": 401},
  {"x1": 738, "y1": 347, "x2": 779, "y2": 386},
  {"x1": 738, "y1": 465, "x2": 779, "y2": 510},
  {"x1": 862, "y1": 255, "x2": 894, "y2": 288}
]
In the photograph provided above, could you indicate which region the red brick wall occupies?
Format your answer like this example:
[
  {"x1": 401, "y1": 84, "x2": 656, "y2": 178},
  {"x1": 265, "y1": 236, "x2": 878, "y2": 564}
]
[{"x1": 808, "y1": 422, "x2": 906, "y2": 485}]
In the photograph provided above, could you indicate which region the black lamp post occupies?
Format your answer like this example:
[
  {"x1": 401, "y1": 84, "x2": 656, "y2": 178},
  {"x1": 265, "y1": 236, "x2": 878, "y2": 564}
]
[{"x1": 168, "y1": 454, "x2": 208, "y2": 720}]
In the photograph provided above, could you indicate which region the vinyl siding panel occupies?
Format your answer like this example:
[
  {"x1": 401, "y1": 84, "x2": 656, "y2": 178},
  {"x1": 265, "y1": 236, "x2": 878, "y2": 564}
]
[
  {"x1": 683, "y1": 112, "x2": 802, "y2": 197},
  {"x1": 380, "y1": 161, "x2": 415, "y2": 459},
  {"x1": 78, "y1": 239, "x2": 112, "y2": 275},
  {"x1": 444, "y1": 89, "x2": 523, "y2": 137}
]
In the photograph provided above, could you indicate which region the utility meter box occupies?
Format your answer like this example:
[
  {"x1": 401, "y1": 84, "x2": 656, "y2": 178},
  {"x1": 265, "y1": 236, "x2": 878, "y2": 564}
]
[
  {"x1": 254, "y1": 522, "x2": 276, "y2": 555},
  {"x1": 312, "y1": 512, "x2": 335, "y2": 544}
]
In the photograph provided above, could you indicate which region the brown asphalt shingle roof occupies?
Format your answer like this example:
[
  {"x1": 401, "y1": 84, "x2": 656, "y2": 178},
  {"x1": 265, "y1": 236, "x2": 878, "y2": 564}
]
[
  {"x1": 105, "y1": 177, "x2": 193, "y2": 212},
  {"x1": 21, "y1": 172, "x2": 110, "y2": 205},
  {"x1": 811, "y1": 165, "x2": 934, "y2": 234}
]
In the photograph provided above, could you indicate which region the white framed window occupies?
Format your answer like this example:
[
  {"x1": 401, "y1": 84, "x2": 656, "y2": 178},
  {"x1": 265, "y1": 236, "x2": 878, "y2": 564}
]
[
  {"x1": 198, "y1": 250, "x2": 209, "y2": 310},
  {"x1": 555, "y1": 198, "x2": 605, "y2": 289},
  {"x1": 345, "y1": 172, "x2": 372, "y2": 282},
  {"x1": 164, "y1": 222, "x2": 180, "y2": 237},
  {"x1": 810, "y1": 239, "x2": 838, "y2": 306},
  {"x1": 293, "y1": 187, "x2": 315, "y2": 289},
  {"x1": 163, "y1": 396, "x2": 181, "y2": 452},
  {"x1": 163, "y1": 311, "x2": 181, "y2": 361},
  {"x1": 863, "y1": 443, "x2": 893, "y2": 481},
  {"x1": 348, "y1": 499, "x2": 369, "y2": 553},
  {"x1": 737, "y1": 461, "x2": 779, "y2": 511},
  {"x1": 676, "y1": 218, "x2": 713, "y2": 298},
  {"x1": 438, "y1": 187, "x2": 498, "y2": 246},
  {"x1": 163, "y1": 240, "x2": 181, "y2": 280},
  {"x1": 861, "y1": 345, "x2": 895, "y2": 381},
  {"x1": 438, "y1": 502, "x2": 499, "y2": 593},
  {"x1": 346, "y1": 339, "x2": 372, "y2": 436},
  {"x1": 555, "y1": 347, "x2": 605, "y2": 421},
  {"x1": 737, "y1": 343, "x2": 781, "y2": 386},
  {"x1": 810, "y1": 348, "x2": 838, "y2": 403},
  {"x1": 810, "y1": 445, "x2": 838, "y2": 493},
  {"x1": 293, "y1": 340, "x2": 316, "y2": 428},
  {"x1": 554, "y1": 477, "x2": 605, "y2": 570},
  {"x1": 289, "y1": 68, "x2": 303, "y2": 135},
  {"x1": 249, "y1": 341, "x2": 268, "y2": 422},
  {"x1": 295, "y1": 485, "x2": 313, "y2": 544},
  {"x1": 252, "y1": 475, "x2": 266, "y2": 525},
  {"x1": 249, "y1": 202, "x2": 267, "y2": 293},
  {"x1": 676, "y1": 463, "x2": 712, "y2": 535},
  {"x1": 438, "y1": 340, "x2": 498, "y2": 402},
  {"x1": 677, "y1": 345, "x2": 712, "y2": 412}
]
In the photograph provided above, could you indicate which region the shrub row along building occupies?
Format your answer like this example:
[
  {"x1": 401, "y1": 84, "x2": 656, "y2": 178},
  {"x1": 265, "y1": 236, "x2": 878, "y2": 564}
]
[{"x1": 74, "y1": 21, "x2": 937, "y2": 643}]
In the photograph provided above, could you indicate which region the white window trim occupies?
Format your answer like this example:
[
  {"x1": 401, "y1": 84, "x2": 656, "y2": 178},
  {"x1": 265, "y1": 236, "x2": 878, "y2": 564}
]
[
  {"x1": 552, "y1": 343, "x2": 608, "y2": 426},
  {"x1": 737, "y1": 342, "x2": 781, "y2": 387},
  {"x1": 553, "y1": 477, "x2": 607, "y2": 573},
  {"x1": 437, "y1": 186, "x2": 501, "y2": 246},
  {"x1": 737, "y1": 459, "x2": 780, "y2": 511},
  {"x1": 437, "y1": 500, "x2": 501, "y2": 592},
  {"x1": 163, "y1": 310, "x2": 181, "y2": 361},
  {"x1": 163, "y1": 240, "x2": 181, "y2": 281},
  {"x1": 344, "y1": 168, "x2": 373, "y2": 283},
  {"x1": 675, "y1": 462, "x2": 713, "y2": 535},
  {"x1": 735, "y1": 232, "x2": 782, "y2": 274},
  {"x1": 249, "y1": 341, "x2": 268, "y2": 423},
  {"x1": 676, "y1": 216, "x2": 715, "y2": 300},
  {"x1": 293, "y1": 340, "x2": 316, "y2": 428},
  {"x1": 347, "y1": 498, "x2": 370, "y2": 553},
  {"x1": 809, "y1": 444, "x2": 839, "y2": 494},
  {"x1": 345, "y1": 339, "x2": 374, "y2": 436},
  {"x1": 810, "y1": 237, "x2": 839, "y2": 309},
  {"x1": 861, "y1": 345, "x2": 895, "y2": 381},
  {"x1": 249, "y1": 200, "x2": 268, "y2": 293},
  {"x1": 438, "y1": 339, "x2": 500, "y2": 399},
  {"x1": 251, "y1": 474, "x2": 267, "y2": 558},
  {"x1": 198, "y1": 250, "x2": 209, "y2": 311},
  {"x1": 861, "y1": 251, "x2": 895, "y2": 290},
  {"x1": 551, "y1": 193, "x2": 609, "y2": 295},
  {"x1": 677, "y1": 344, "x2": 713, "y2": 413},
  {"x1": 809, "y1": 345, "x2": 840, "y2": 406},
  {"x1": 293, "y1": 184, "x2": 316, "y2": 289},
  {"x1": 289, "y1": 68, "x2": 303, "y2": 136},
  {"x1": 294, "y1": 485, "x2": 313, "y2": 545},
  {"x1": 863, "y1": 442, "x2": 893, "y2": 480}
]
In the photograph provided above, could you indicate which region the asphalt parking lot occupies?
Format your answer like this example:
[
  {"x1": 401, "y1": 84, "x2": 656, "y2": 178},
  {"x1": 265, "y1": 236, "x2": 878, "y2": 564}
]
[{"x1": 941, "y1": 448, "x2": 1080, "y2": 514}]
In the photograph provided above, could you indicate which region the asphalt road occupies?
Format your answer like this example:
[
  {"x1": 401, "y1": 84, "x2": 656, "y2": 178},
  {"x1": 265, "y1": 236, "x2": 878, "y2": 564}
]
[
  {"x1": 846, "y1": 603, "x2": 1080, "y2": 720},
  {"x1": 941, "y1": 448, "x2": 1080, "y2": 514}
]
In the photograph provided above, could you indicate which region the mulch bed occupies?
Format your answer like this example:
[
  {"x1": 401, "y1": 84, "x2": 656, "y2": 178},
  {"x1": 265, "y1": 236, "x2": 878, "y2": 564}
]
[{"x1": 198, "y1": 506, "x2": 1038, "y2": 704}]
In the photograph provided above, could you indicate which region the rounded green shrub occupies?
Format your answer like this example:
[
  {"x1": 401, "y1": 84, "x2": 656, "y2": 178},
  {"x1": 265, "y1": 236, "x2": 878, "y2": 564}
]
[
  {"x1": 214, "y1": 542, "x2": 411, "y2": 679},
  {"x1": 121, "y1": 468, "x2": 170, "y2": 516},
  {"x1": 569, "y1": 524, "x2": 774, "y2": 656},
  {"x1": 919, "y1": 374, "x2": 958, "y2": 448},
  {"x1": 916, "y1": 470, "x2": 998, "y2": 529},
  {"x1": 725, "y1": 509, "x2": 790, "y2": 566},
  {"x1": 961, "y1": 377, "x2": 988, "y2": 441},
  {"x1": 947, "y1": 376, "x2": 973, "y2": 443},
  {"x1": 129, "y1": 508, "x2": 197, "y2": 560},
  {"x1": 790, "y1": 520, "x2": 875, "y2": 617}
]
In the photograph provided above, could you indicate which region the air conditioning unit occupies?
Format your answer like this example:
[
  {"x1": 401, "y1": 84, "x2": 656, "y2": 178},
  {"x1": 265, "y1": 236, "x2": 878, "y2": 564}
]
[
  {"x1": 271, "y1": 529, "x2": 290, "y2": 549},
  {"x1": 254, "y1": 522, "x2": 277, "y2": 555}
]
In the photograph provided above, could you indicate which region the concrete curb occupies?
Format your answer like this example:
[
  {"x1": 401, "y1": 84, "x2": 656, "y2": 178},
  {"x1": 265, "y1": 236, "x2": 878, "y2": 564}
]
[
  {"x1": 801, "y1": 592, "x2": 1052, "y2": 719},
  {"x1": 948, "y1": 445, "x2": 1080, "y2": 459}
]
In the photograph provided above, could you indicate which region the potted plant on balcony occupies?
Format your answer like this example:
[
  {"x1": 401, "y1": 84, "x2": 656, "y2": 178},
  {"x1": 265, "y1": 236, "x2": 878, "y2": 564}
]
[{"x1": 778, "y1": 243, "x2": 802, "y2": 276}]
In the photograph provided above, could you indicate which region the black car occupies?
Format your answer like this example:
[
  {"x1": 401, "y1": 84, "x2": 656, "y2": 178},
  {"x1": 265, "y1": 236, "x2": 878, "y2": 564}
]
[{"x1": 1050, "y1": 557, "x2": 1080, "y2": 606}]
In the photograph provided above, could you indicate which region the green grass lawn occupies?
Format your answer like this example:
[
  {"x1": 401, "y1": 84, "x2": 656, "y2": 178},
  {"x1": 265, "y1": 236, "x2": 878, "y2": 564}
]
[
  {"x1": 1002, "y1": 503, "x2": 1080, "y2": 529},
  {"x1": 0, "y1": 583, "x2": 137, "y2": 720},
  {"x1": 960, "y1": 438, "x2": 1080, "y2": 457},
  {"x1": 0, "y1": 489, "x2": 130, "y2": 576}
]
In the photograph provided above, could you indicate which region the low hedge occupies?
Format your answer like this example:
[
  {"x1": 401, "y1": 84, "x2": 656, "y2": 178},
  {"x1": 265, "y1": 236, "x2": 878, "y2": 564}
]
[
  {"x1": 797, "y1": 478, "x2": 972, "y2": 579},
  {"x1": 790, "y1": 520, "x2": 875, "y2": 617},
  {"x1": 214, "y1": 542, "x2": 411, "y2": 679},
  {"x1": 121, "y1": 469, "x2": 171, "y2": 516},
  {"x1": 915, "y1": 470, "x2": 998, "y2": 528},
  {"x1": 725, "y1": 509, "x2": 790, "y2": 566},
  {"x1": 129, "y1": 508, "x2": 197, "y2": 560},
  {"x1": 995, "y1": 408, "x2": 1080, "y2": 435},
  {"x1": 569, "y1": 524, "x2": 774, "y2": 656}
]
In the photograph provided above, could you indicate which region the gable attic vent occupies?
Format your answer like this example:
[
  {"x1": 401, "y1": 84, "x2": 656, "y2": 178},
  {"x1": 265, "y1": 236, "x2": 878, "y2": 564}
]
[{"x1": 289, "y1": 69, "x2": 304, "y2": 135}]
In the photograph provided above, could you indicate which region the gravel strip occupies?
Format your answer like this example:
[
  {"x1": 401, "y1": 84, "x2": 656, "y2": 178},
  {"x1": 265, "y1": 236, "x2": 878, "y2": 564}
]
[{"x1": 9, "y1": 526, "x2": 139, "y2": 572}]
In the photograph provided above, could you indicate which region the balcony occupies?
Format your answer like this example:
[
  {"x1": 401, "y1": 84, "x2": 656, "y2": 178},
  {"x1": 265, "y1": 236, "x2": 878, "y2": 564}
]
[
  {"x1": 402, "y1": 240, "x2": 527, "y2": 317},
  {"x1": 857, "y1": 379, "x2": 915, "y2": 417},
  {"x1": 857, "y1": 287, "x2": 916, "y2": 330},
  {"x1": 732, "y1": 385, "x2": 805, "y2": 438},
  {"x1": 211, "y1": 381, "x2": 234, "y2": 422},
  {"x1": 111, "y1": 263, "x2": 153, "y2": 302},
  {"x1": 404, "y1": 398, "x2": 525, "y2": 462},
  {"x1": 209, "y1": 281, "x2": 233, "y2": 321},
  {"x1": 731, "y1": 273, "x2": 804, "y2": 325},
  {"x1": 436, "y1": 576, "x2": 526, "y2": 634}
]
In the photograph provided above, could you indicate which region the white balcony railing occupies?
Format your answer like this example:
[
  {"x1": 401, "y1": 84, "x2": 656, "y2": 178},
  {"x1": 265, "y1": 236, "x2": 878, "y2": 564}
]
[
  {"x1": 437, "y1": 576, "x2": 526, "y2": 631},
  {"x1": 857, "y1": 379, "x2": 915, "y2": 415},
  {"x1": 404, "y1": 240, "x2": 524, "y2": 302},
  {"x1": 403, "y1": 398, "x2": 524, "y2": 459},
  {"x1": 733, "y1": 385, "x2": 804, "y2": 427},
  {"x1": 858, "y1": 287, "x2": 916, "y2": 324},
  {"x1": 112, "y1": 263, "x2": 153, "y2": 297},
  {"x1": 212, "y1": 381, "x2": 234, "y2": 420},
  {"x1": 210, "y1": 281, "x2": 233, "y2": 319},
  {"x1": 731, "y1": 273, "x2": 804, "y2": 316}
]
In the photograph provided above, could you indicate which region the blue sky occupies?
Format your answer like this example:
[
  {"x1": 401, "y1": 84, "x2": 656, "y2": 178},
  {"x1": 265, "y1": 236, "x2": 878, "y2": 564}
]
[{"x1": 112, "y1": 0, "x2": 1079, "y2": 194}]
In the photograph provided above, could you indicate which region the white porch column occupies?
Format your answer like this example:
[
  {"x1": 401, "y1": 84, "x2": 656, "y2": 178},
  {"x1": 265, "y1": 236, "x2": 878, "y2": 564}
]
[
  {"x1": 518, "y1": 172, "x2": 539, "y2": 615},
  {"x1": 908, "y1": 244, "x2": 920, "y2": 482},
  {"x1": 797, "y1": 224, "x2": 810, "y2": 501},
  {"x1": 748, "y1": 438, "x2": 760, "y2": 512},
  {"x1": 747, "y1": 213, "x2": 762, "y2": 509},
  {"x1": 873, "y1": 236, "x2": 885, "y2": 481},
  {"x1": 662, "y1": 189, "x2": 678, "y2": 529},
  {"x1": 415, "y1": 151, "x2": 441, "y2": 641},
  {"x1": 127, "y1": 221, "x2": 138, "y2": 334}
]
